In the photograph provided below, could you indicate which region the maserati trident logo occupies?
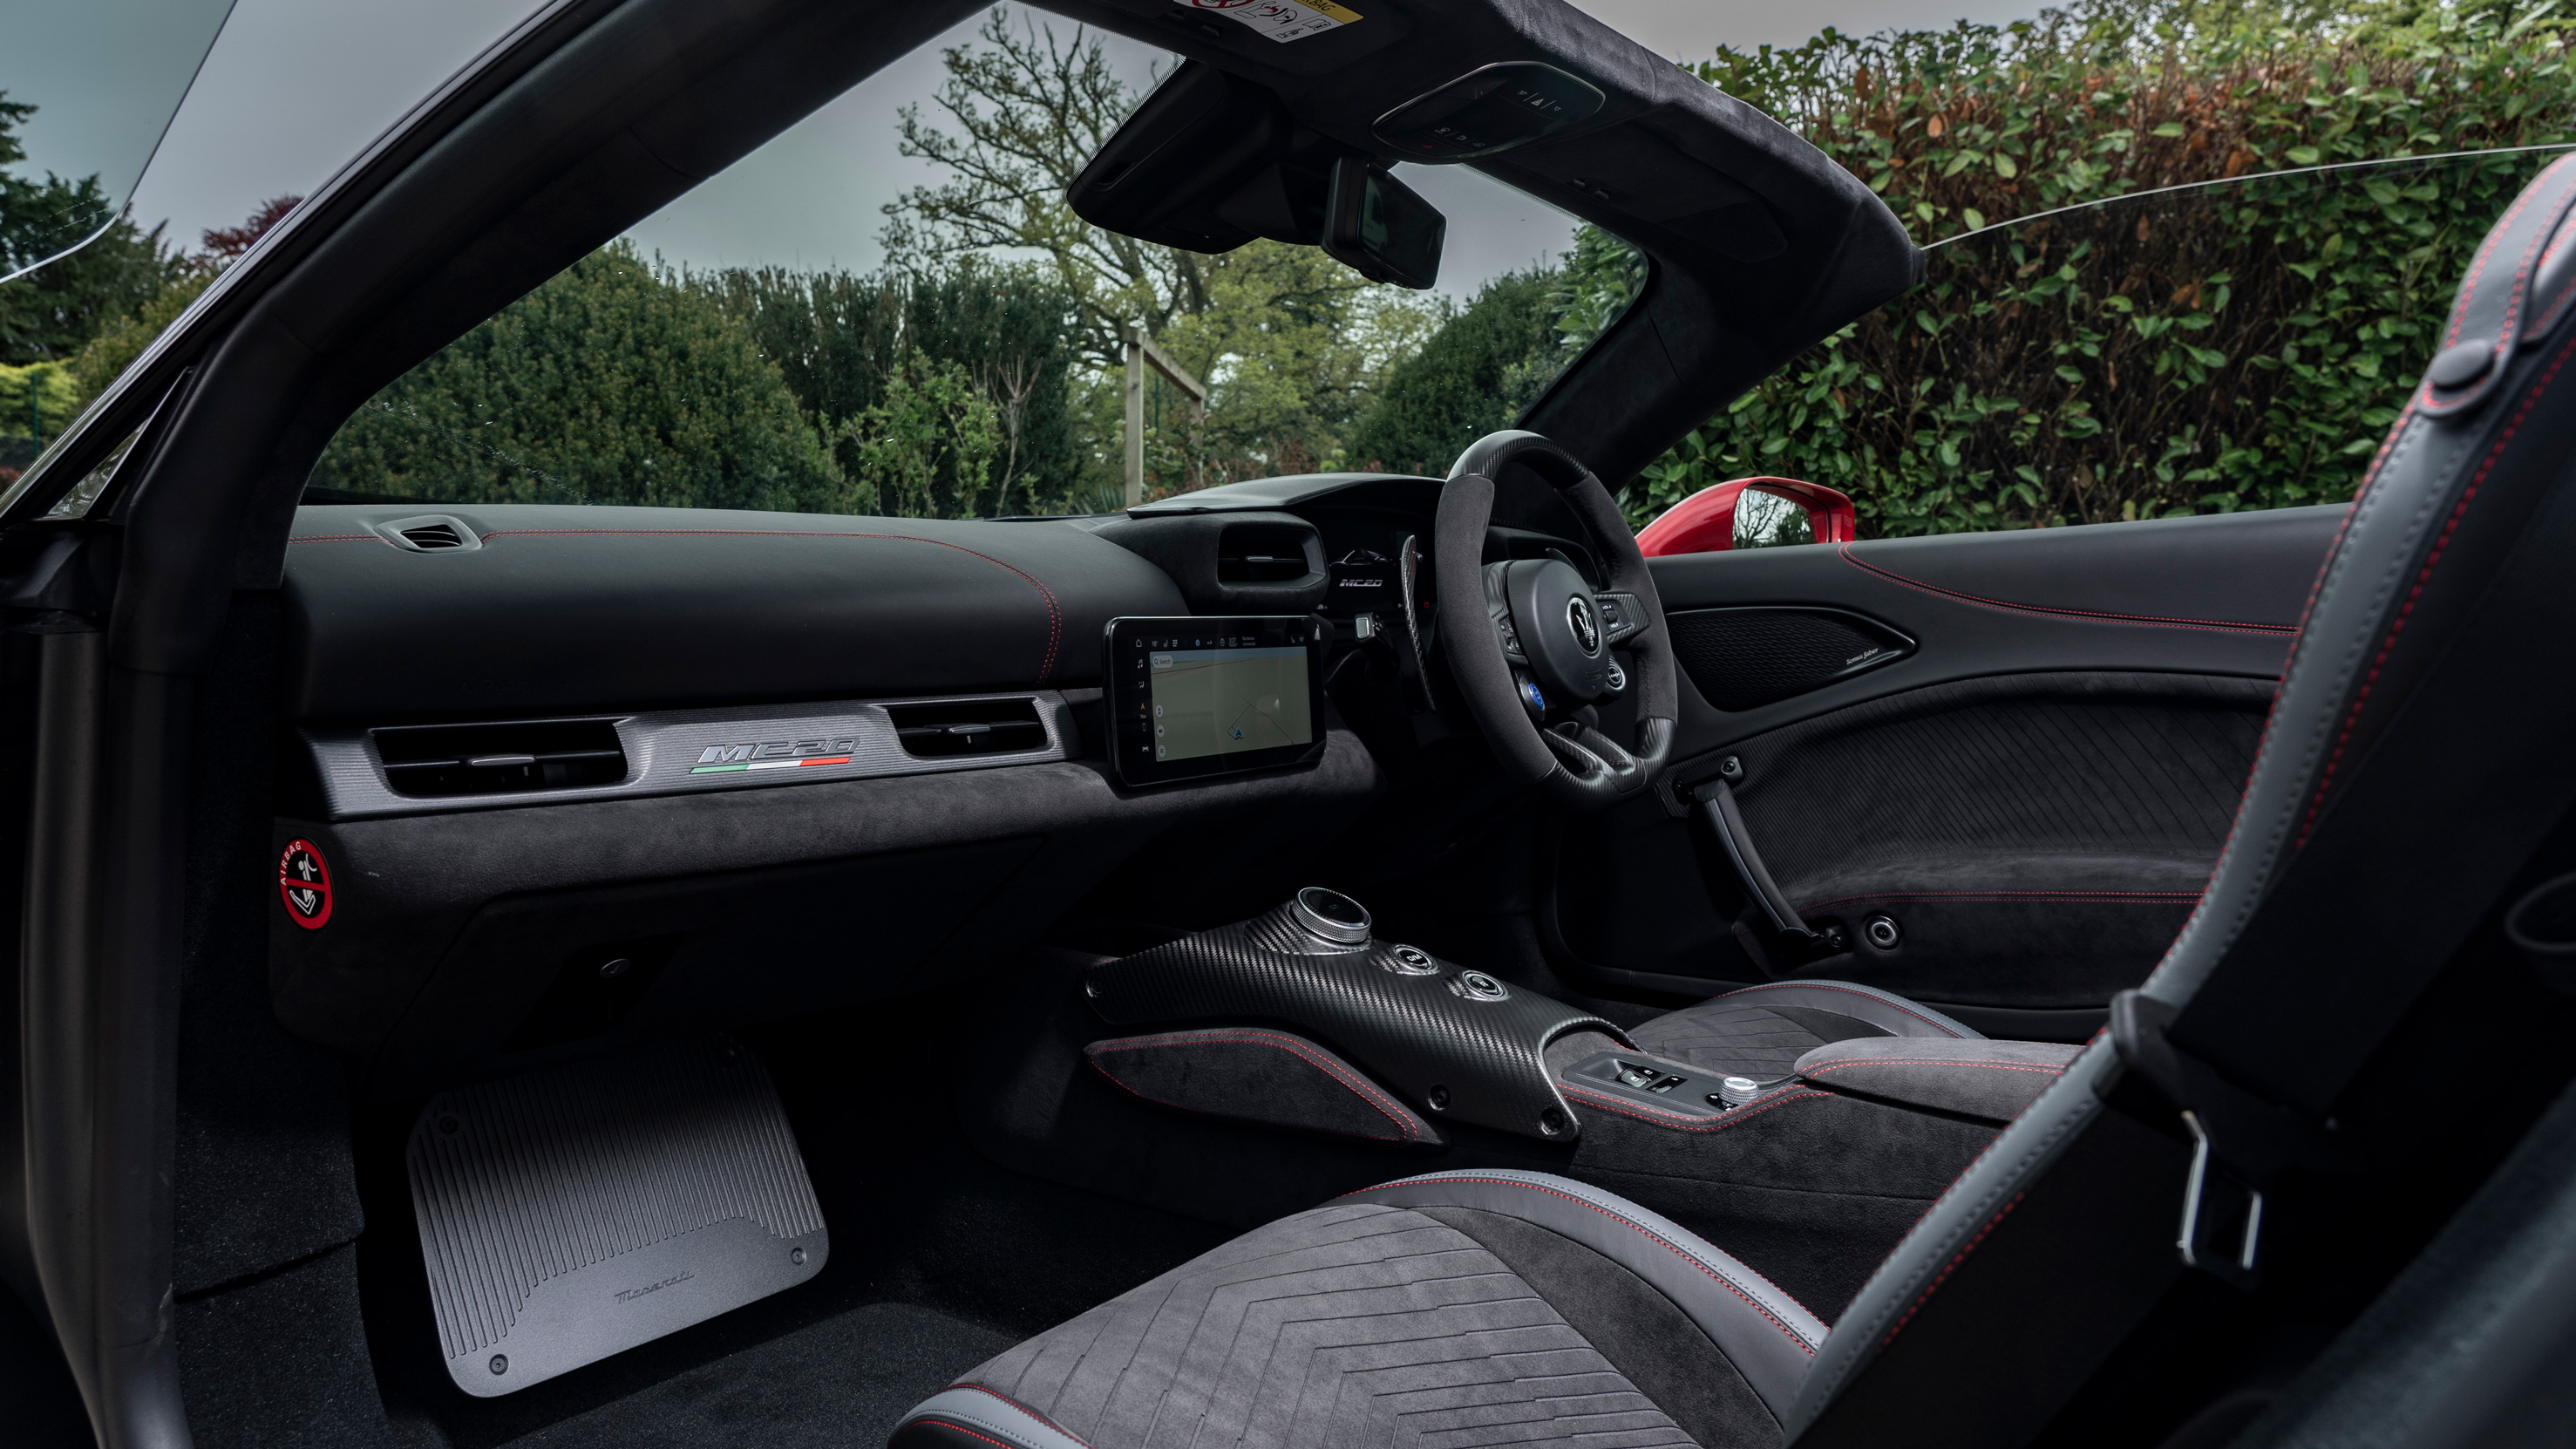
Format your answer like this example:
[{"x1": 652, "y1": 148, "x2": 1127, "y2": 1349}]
[{"x1": 1566, "y1": 595, "x2": 1601, "y2": 656}]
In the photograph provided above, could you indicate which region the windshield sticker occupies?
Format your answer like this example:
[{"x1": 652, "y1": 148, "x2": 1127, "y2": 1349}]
[{"x1": 1189, "y1": 0, "x2": 1362, "y2": 44}]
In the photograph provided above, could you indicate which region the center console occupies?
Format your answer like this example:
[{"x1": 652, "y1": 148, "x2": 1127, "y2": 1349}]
[
  {"x1": 1083, "y1": 888, "x2": 1619, "y2": 1141},
  {"x1": 971, "y1": 887, "x2": 2083, "y2": 1320}
]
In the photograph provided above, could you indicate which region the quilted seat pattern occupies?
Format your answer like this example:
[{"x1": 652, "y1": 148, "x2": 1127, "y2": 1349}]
[{"x1": 948, "y1": 1201, "x2": 1696, "y2": 1449}]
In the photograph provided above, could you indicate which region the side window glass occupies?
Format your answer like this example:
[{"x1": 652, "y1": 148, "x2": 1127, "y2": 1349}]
[{"x1": 1641, "y1": 10, "x2": 2576, "y2": 536}]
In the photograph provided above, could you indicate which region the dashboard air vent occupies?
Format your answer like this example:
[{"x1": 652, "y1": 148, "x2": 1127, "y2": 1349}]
[
  {"x1": 399, "y1": 522, "x2": 467, "y2": 549},
  {"x1": 374, "y1": 718, "x2": 627, "y2": 798},
  {"x1": 376, "y1": 514, "x2": 484, "y2": 552},
  {"x1": 886, "y1": 698, "x2": 1046, "y2": 759},
  {"x1": 1216, "y1": 523, "x2": 1316, "y2": 585}
]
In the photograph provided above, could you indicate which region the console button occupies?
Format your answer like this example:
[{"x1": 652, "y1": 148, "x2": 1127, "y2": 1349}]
[
  {"x1": 1383, "y1": 945, "x2": 1442, "y2": 976},
  {"x1": 1449, "y1": 969, "x2": 1510, "y2": 1002}
]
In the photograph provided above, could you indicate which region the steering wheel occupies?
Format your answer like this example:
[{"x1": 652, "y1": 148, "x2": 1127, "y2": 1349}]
[{"x1": 1434, "y1": 430, "x2": 1678, "y2": 811}]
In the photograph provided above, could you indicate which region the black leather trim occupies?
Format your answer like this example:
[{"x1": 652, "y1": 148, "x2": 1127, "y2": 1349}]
[
  {"x1": 282, "y1": 506, "x2": 1191, "y2": 721},
  {"x1": 1793, "y1": 1037, "x2": 2081, "y2": 1123},
  {"x1": 1341, "y1": 1168, "x2": 1825, "y2": 1421},
  {"x1": 894, "y1": 1385, "x2": 1093, "y2": 1449},
  {"x1": 1084, "y1": 1027, "x2": 1444, "y2": 1147},
  {"x1": 1703, "y1": 980, "x2": 1982, "y2": 1039}
]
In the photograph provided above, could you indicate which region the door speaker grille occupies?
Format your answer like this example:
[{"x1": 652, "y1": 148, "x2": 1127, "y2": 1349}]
[{"x1": 405, "y1": 1036, "x2": 826, "y2": 1396}]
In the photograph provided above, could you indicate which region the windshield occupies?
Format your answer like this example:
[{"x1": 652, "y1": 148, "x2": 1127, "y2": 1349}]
[
  {"x1": 0, "y1": 0, "x2": 237, "y2": 287},
  {"x1": 299, "y1": 7, "x2": 1636, "y2": 517}
]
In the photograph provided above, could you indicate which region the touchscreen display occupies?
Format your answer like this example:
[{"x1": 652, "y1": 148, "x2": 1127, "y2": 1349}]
[
  {"x1": 1148, "y1": 641, "x2": 1312, "y2": 763},
  {"x1": 1106, "y1": 616, "x2": 1324, "y2": 785}
]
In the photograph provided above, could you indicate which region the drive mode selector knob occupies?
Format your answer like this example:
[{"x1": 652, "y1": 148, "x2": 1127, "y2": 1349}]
[
  {"x1": 1384, "y1": 945, "x2": 1443, "y2": 976},
  {"x1": 1290, "y1": 887, "x2": 1372, "y2": 946}
]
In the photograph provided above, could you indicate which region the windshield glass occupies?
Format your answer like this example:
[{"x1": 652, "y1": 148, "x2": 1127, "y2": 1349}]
[
  {"x1": 299, "y1": 7, "x2": 1635, "y2": 517},
  {"x1": 0, "y1": 0, "x2": 237, "y2": 287}
]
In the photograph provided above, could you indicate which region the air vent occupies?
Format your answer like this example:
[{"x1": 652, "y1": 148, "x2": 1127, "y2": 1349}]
[
  {"x1": 886, "y1": 698, "x2": 1046, "y2": 759},
  {"x1": 1217, "y1": 524, "x2": 1316, "y2": 585},
  {"x1": 374, "y1": 718, "x2": 627, "y2": 797},
  {"x1": 376, "y1": 514, "x2": 484, "y2": 552}
]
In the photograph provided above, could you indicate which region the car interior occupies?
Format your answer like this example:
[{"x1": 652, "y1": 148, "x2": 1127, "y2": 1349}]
[{"x1": 6, "y1": 0, "x2": 2576, "y2": 1446}]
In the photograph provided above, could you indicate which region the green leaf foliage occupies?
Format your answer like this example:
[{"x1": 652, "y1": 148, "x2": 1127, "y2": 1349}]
[
  {"x1": 1634, "y1": 0, "x2": 2576, "y2": 534},
  {"x1": 1348, "y1": 270, "x2": 1554, "y2": 476},
  {"x1": 310, "y1": 243, "x2": 845, "y2": 511},
  {"x1": 693, "y1": 260, "x2": 1081, "y2": 514}
]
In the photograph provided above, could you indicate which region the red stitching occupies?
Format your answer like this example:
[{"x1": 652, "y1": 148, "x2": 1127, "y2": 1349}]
[
  {"x1": 2426, "y1": 160, "x2": 2576, "y2": 412},
  {"x1": 1798, "y1": 1058, "x2": 2068, "y2": 1076},
  {"x1": 1560, "y1": 1083, "x2": 1833, "y2": 1134},
  {"x1": 1713, "y1": 981, "x2": 1968, "y2": 1037},
  {"x1": 2441, "y1": 169, "x2": 2548, "y2": 350},
  {"x1": 473, "y1": 527, "x2": 1064, "y2": 683},
  {"x1": 1836, "y1": 546, "x2": 2296, "y2": 636},
  {"x1": 1797, "y1": 889, "x2": 2199, "y2": 912},
  {"x1": 1087, "y1": 1030, "x2": 1420, "y2": 1143},
  {"x1": 909, "y1": 1423, "x2": 1015, "y2": 1449},
  {"x1": 2300, "y1": 326, "x2": 2576, "y2": 847},
  {"x1": 941, "y1": 1385, "x2": 1098, "y2": 1449},
  {"x1": 1338, "y1": 1174, "x2": 1822, "y2": 1351},
  {"x1": 1882, "y1": 1192, "x2": 2024, "y2": 1346}
]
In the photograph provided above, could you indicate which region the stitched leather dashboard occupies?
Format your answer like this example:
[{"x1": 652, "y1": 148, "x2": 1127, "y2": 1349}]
[{"x1": 282, "y1": 505, "x2": 1189, "y2": 721}]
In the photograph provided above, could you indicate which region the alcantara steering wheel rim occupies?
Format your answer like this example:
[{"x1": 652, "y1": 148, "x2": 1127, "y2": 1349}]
[{"x1": 1432, "y1": 430, "x2": 1679, "y2": 812}]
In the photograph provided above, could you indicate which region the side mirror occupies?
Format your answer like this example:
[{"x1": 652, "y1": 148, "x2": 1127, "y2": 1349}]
[
  {"x1": 1636, "y1": 477, "x2": 1860, "y2": 555},
  {"x1": 1322, "y1": 159, "x2": 1445, "y2": 290}
]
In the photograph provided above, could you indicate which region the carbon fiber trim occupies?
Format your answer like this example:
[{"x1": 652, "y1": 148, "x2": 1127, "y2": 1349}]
[
  {"x1": 302, "y1": 689, "x2": 1073, "y2": 820},
  {"x1": 1084, "y1": 901, "x2": 1624, "y2": 1140}
]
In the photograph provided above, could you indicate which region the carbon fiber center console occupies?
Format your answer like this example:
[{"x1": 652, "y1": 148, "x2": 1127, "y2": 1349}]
[{"x1": 1082, "y1": 889, "x2": 1625, "y2": 1141}]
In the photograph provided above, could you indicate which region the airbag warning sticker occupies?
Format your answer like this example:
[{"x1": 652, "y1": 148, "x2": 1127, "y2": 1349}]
[
  {"x1": 1190, "y1": 0, "x2": 1361, "y2": 43},
  {"x1": 280, "y1": 839, "x2": 333, "y2": 929}
]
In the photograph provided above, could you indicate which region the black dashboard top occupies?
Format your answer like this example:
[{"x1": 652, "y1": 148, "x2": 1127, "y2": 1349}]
[{"x1": 283, "y1": 506, "x2": 1188, "y2": 723}]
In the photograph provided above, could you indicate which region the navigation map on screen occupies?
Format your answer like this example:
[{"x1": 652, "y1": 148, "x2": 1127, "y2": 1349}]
[{"x1": 1148, "y1": 645, "x2": 1315, "y2": 764}]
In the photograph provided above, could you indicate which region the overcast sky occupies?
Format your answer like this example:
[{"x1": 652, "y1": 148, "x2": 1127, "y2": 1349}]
[{"x1": 31, "y1": 0, "x2": 2041, "y2": 302}]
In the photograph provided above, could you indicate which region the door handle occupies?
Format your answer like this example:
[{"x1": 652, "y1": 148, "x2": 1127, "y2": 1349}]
[{"x1": 1692, "y1": 779, "x2": 1842, "y2": 952}]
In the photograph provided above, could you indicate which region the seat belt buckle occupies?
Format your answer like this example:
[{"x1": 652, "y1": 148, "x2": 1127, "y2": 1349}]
[{"x1": 2176, "y1": 1109, "x2": 2264, "y2": 1289}]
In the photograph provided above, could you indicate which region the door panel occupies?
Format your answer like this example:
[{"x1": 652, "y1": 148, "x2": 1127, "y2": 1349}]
[{"x1": 1555, "y1": 504, "x2": 2346, "y2": 1031}]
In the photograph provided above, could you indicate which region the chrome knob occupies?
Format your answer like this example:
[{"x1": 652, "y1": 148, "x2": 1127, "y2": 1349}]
[{"x1": 1289, "y1": 887, "x2": 1372, "y2": 946}]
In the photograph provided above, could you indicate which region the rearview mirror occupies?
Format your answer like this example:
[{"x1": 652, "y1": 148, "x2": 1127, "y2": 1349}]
[{"x1": 1323, "y1": 159, "x2": 1445, "y2": 290}]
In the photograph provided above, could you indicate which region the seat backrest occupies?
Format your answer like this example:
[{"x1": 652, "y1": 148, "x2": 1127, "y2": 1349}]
[{"x1": 1784, "y1": 153, "x2": 2576, "y2": 1448}]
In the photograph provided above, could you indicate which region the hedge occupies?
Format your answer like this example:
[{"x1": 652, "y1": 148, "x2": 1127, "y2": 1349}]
[{"x1": 1625, "y1": 0, "x2": 2576, "y2": 534}]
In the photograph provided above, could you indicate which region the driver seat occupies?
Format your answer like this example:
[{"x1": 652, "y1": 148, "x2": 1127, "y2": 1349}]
[{"x1": 889, "y1": 153, "x2": 2576, "y2": 1449}]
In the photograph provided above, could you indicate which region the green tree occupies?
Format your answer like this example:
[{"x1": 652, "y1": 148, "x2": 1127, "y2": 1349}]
[
  {"x1": 0, "y1": 94, "x2": 188, "y2": 367},
  {"x1": 696, "y1": 259, "x2": 1081, "y2": 512},
  {"x1": 311, "y1": 242, "x2": 843, "y2": 510},
  {"x1": 842, "y1": 348, "x2": 1001, "y2": 517},
  {"x1": 884, "y1": 8, "x2": 1438, "y2": 500},
  {"x1": 1348, "y1": 270, "x2": 1553, "y2": 476}
]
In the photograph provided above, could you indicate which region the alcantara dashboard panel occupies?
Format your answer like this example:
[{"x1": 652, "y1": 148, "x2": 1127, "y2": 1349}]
[{"x1": 302, "y1": 690, "x2": 1074, "y2": 820}]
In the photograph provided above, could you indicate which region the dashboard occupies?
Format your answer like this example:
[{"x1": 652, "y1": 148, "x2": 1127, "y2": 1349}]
[{"x1": 272, "y1": 472, "x2": 1615, "y2": 1098}]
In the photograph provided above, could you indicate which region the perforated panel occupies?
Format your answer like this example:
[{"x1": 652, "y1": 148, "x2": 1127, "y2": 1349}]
[{"x1": 1669, "y1": 608, "x2": 1912, "y2": 711}]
